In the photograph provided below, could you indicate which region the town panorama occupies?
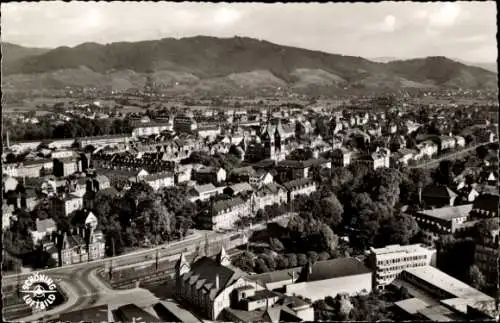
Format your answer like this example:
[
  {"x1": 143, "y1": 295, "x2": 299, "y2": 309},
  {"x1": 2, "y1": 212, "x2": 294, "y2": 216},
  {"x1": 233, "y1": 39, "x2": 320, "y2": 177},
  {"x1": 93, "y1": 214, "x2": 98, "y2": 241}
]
[{"x1": 2, "y1": 2, "x2": 499, "y2": 322}]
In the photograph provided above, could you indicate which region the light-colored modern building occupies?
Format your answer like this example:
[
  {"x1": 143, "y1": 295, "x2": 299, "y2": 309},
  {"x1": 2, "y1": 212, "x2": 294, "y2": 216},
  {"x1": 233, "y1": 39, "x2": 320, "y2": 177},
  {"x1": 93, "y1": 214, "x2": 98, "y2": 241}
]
[
  {"x1": 368, "y1": 244, "x2": 437, "y2": 290},
  {"x1": 393, "y1": 266, "x2": 496, "y2": 317}
]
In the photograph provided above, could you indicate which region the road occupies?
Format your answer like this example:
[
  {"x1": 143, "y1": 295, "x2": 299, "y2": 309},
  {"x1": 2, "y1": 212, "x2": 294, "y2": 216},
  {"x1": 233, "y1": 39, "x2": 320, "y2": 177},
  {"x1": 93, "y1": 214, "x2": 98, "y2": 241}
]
[
  {"x1": 410, "y1": 141, "x2": 495, "y2": 169},
  {"x1": 3, "y1": 214, "x2": 292, "y2": 320}
]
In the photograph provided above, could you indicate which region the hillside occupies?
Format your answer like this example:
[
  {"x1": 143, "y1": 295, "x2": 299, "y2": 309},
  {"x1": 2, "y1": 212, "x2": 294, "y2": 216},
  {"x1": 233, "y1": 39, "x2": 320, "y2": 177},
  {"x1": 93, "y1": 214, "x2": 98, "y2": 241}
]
[
  {"x1": 1, "y1": 42, "x2": 51, "y2": 67},
  {"x1": 3, "y1": 36, "x2": 497, "y2": 95}
]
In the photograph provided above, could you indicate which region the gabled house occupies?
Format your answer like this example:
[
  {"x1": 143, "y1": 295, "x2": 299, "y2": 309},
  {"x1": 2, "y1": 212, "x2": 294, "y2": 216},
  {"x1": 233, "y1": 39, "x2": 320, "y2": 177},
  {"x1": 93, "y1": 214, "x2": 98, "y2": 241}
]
[
  {"x1": 193, "y1": 167, "x2": 227, "y2": 185},
  {"x1": 421, "y1": 185, "x2": 457, "y2": 208},
  {"x1": 252, "y1": 183, "x2": 288, "y2": 212}
]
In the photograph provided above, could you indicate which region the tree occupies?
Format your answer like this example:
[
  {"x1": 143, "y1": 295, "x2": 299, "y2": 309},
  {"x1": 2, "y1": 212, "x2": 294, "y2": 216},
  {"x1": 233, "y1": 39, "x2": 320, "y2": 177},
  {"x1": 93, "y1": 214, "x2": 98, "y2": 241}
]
[
  {"x1": 468, "y1": 265, "x2": 486, "y2": 290},
  {"x1": 432, "y1": 160, "x2": 454, "y2": 186},
  {"x1": 233, "y1": 251, "x2": 255, "y2": 272},
  {"x1": 318, "y1": 251, "x2": 330, "y2": 261},
  {"x1": 476, "y1": 145, "x2": 489, "y2": 160},
  {"x1": 317, "y1": 195, "x2": 344, "y2": 228},
  {"x1": 276, "y1": 254, "x2": 289, "y2": 269},
  {"x1": 254, "y1": 258, "x2": 270, "y2": 273},
  {"x1": 297, "y1": 253, "x2": 308, "y2": 266},
  {"x1": 335, "y1": 294, "x2": 354, "y2": 320},
  {"x1": 286, "y1": 253, "x2": 298, "y2": 267},
  {"x1": 307, "y1": 251, "x2": 319, "y2": 263},
  {"x1": 319, "y1": 223, "x2": 339, "y2": 253},
  {"x1": 377, "y1": 213, "x2": 419, "y2": 247},
  {"x1": 269, "y1": 237, "x2": 285, "y2": 252}
]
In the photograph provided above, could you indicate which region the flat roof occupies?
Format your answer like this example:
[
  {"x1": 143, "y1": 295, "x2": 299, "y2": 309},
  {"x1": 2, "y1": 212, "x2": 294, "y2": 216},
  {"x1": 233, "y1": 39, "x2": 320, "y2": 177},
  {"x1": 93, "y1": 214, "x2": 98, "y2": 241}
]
[
  {"x1": 403, "y1": 266, "x2": 494, "y2": 302},
  {"x1": 154, "y1": 301, "x2": 202, "y2": 323},
  {"x1": 55, "y1": 304, "x2": 110, "y2": 322},
  {"x1": 418, "y1": 305, "x2": 458, "y2": 322},
  {"x1": 418, "y1": 204, "x2": 473, "y2": 220},
  {"x1": 394, "y1": 298, "x2": 430, "y2": 315},
  {"x1": 370, "y1": 244, "x2": 436, "y2": 257}
]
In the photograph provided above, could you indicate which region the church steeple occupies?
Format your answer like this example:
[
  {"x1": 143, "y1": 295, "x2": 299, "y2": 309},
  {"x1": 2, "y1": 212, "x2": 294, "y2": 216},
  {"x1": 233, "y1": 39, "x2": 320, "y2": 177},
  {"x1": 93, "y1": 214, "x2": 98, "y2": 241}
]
[
  {"x1": 175, "y1": 252, "x2": 190, "y2": 277},
  {"x1": 216, "y1": 245, "x2": 231, "y2": 267}
]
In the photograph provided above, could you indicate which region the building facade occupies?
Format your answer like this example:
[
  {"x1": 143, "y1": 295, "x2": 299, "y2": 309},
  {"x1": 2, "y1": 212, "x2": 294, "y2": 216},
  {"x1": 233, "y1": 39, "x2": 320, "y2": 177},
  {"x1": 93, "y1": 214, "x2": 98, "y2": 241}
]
[{"x1": 368, "y1": 244, "x2": 437, "y2": 290}]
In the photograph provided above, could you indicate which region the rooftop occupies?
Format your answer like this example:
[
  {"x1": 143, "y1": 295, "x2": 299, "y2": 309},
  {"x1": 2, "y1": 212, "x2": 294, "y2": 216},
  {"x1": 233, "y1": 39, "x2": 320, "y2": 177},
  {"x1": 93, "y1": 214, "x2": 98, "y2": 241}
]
[
  {"x1": 54, "y1": 305, "x2": 110, "y2": 322},
  {"x1": 301, "y1": 257, "x2": 371, "y2": 282},
  {"x1": 394, "y1": 297, "x2": 430, "y2": 315},
  {"x1": 418, "y1": 204, "x2": 473, "y2": 220},
  {"x1": 370, "y1": 244, "x2": 436, "y2": 257},
  {"x1": 403, "y1": 266, "x2": 494, "y2": 302},
  {"x1": 213, "y1": 197, "x2": 247, "y2": 214},
  {"x1": 282, "y1": 178, "x2": 315, "y2": 190}
]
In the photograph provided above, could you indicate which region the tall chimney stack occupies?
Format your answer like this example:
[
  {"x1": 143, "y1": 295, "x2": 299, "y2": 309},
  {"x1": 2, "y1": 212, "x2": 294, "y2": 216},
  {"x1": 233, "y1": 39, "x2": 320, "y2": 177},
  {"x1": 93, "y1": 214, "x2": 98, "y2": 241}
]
[{"x1": 215, "y1": 274, "x2": 220, "y2": 290}]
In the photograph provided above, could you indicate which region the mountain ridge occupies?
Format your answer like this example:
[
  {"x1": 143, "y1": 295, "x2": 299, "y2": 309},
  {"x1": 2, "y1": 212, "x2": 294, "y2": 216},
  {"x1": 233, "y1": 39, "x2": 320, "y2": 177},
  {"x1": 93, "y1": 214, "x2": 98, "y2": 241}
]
[{"x1": 3, "y1": 36, "x2": 497, "y2": 94}]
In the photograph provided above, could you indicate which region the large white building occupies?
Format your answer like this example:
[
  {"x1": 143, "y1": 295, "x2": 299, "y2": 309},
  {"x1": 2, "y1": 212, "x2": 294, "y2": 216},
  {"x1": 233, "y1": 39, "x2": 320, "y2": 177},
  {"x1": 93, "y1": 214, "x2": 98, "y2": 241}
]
[{"x1": 368, "y1": 244, "x2": 437, "y2": 290}]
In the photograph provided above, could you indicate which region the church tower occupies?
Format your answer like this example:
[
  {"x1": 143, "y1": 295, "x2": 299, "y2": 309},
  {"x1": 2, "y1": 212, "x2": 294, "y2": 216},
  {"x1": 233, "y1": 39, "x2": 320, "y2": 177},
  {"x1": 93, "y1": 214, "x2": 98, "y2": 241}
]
[
  {"x1": 175, "y1": 252, "x2": 191, "y2": 298},
  {"x1": 175, "y1": 253, "x2": 190, "y2": 277},
  {"x1": 216, "y1": 245, "x2": 231, "y2": 267}
]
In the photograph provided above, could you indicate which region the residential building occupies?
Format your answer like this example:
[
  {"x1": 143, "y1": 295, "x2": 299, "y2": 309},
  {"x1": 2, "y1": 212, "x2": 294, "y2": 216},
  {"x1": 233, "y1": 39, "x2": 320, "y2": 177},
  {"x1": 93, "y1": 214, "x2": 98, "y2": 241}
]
[
  {"x1": 455, "y1": 136, "x2": 466, "y2": 148},
  {"x1": 31, "y1": 218, "x2": 58, "y2": 244},
  {"x1": 439, "y1": 136, "x2": 456, "y2": 151},
  {"x1": 199, "y1": 197, "x2": 251, "y2": 231},
  {"x1": 474, "y1": 226, "x2": 499, "y2": 283},
  {"x1": 60, "y1": 234, "x2": 88, "y2": 265},
  {"x1": 132, "y1": 123, "x2": 172, "y2": 138},
  {"x1": 421, "y1": 185, "x2": 457, "y2": 208},
  {"x1": 368, "y1": 244, "x2": 437, "y2": 290},
  {"x1": 193, "y1": 167, "x2": 227, "y2": 184},
  {"x1": 413, "y1": 204, "x2": 473, "y2": 246},
  {"x1": 230, "y1": 166, "x2": 258, "y2": 183},
  {"x1": 224, "y1": 183, "x2": 253, "y2": 197},
  {"x1": 53, "y1": 158, "x2": 81, "y2": 177},
  {"x1": 250, "y1": 170, "x2": 274, "y2": 188},
  {"x1": 282, "y1": 178, "x2": 317, "y2": 203},
  {"x1": 174, "y1": 114, "x2": 198, "y2": 134},
  {"x1": 51, "y1": 150, "x2": 75, "y2": 159},
  {"x1": 175, "y1": 248, "x2": 263, "y2": 320},
  {"x1": 276, "y1": 160, "x2": 311, "y2": 183},
  {"x1": 141, "y1": 172, "x2": 175, "y2": 190},
  {"x1": 470, "y1": 193, "x2": 499, "y2": 219},
  {"x1": 251, "y1": 183, "x2": 288, "y2": 212},
  {"x1": 78, "y1": 134, "x2": 130, "y2": 148},
  {"x1": 51, "y1": 194, "x2": 84, "y2": 217},
  {"x1": 188, "y1": 183, "x2": 224, "y2": 202},
  {"x1": 416, "y1": 141, "x2": 438, "y2": 159},
  {"x1": 331, "y1": 148, "x2": 352, "y2": 167},
  {"x1": 356, "y1": 148, "x2": 391, "y2": 170},
  {"x1": 3, "y1": 159, "x2": 53, "y2": 178},
  {"x1": 198, "y1": 124, "x2": 221, "y2": 140},
  {"x1": 284, "y1": 258, "x2": 372, "y2": 302}
]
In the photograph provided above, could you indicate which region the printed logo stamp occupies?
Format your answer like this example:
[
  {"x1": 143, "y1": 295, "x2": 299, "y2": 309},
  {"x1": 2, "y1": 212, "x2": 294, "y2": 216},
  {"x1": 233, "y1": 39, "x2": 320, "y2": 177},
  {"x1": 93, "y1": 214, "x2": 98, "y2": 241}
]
[{"x1": 21, "y1": 273, "x2": 58, "y2": 311}]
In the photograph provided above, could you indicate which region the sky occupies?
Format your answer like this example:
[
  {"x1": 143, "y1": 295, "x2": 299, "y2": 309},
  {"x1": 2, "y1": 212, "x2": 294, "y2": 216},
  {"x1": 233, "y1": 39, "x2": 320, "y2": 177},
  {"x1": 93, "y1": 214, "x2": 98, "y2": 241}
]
[{"x1": 1, "y1": 1, "x2": 497, "y2": 63}]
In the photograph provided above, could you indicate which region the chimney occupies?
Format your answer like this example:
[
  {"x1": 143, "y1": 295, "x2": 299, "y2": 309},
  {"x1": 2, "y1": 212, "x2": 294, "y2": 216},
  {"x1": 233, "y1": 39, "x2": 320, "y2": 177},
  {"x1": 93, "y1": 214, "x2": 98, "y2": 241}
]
[
  {"x1": 6, "y1": 131, "x2": 10, "y2": 148},
  {"x1": 215, "y1": 274, "x2": 220, "y2": 290}
]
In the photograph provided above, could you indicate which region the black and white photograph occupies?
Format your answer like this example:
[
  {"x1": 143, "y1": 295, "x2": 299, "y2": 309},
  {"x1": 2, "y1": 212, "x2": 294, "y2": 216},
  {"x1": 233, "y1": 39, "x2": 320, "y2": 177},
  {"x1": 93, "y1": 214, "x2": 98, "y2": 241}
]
[{"x1": 1, "y1": 1, "x2": 499, "y2": 322}]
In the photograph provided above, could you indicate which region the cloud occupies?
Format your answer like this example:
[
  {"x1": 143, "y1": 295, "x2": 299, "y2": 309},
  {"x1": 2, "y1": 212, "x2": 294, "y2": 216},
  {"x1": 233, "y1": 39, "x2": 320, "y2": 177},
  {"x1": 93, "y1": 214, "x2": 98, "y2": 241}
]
[
  {"x1": 213, "y1": 7, "x2": 242, "y2": 26},
  {"x1": 428, "y1": 3, "x2": 461, "y2": 28},
  {"x1": 1, "y1": 2, "x2": 496, "y2": 63},
  {"x1": 382, "y1": 15, "x2": 396, "y2": 32}
]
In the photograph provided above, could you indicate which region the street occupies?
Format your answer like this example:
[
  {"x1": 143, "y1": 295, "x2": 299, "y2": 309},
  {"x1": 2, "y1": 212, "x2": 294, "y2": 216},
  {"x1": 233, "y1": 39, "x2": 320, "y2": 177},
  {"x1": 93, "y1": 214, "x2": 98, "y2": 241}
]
[
  {"x1": 410, "y1": 141, "x2": 495, "y2": 169},
  {"x1": 2, "y1": 214, "x2": 293, "y2": 320}
]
